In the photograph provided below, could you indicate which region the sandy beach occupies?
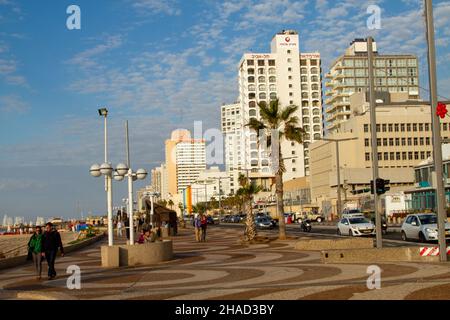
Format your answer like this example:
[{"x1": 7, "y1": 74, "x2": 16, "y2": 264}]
[{"x1": 0, "y1": 231, "x2": 78, "y2": 259}]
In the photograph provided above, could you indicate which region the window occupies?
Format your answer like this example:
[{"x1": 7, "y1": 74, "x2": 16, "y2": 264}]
[
  {"x1": 247, "y1": 60, "x2": 254, "y2": 66},
  {"x1": 270, "y1": 92, "x2": 277, "y2": 100},
  {"x1": 419, "y1": 123, "x2": 423, "y2": 131},
  {"x1": 395, "y1": 138, "x2": 400, "y2": 146},
  {"x1": 301, "y1": 68, "x2": 308, "y2": 75},
  {"x1": 313, "y1": 117, "x2": 320, "y2": 124},
  {"x1": 249, "y1": 93, "x2": 255, "y2": 99},
  {"x1": 426, "y1": 137, "x2": 430, "y2": 145},
  {"x1": 383, "y1": 138, "x2": 387, "y2": 146},
  {"x1": 302, "y1": 92, "x2": 308, "y2": 99},
  {"x1": 401, "y1": 124, "x2": 405, "y2": 132},
  {"x1": 413, "y1": 123, "x2": 417, "y2": 131},
  {"x1": 258, "y1": 60, "x2": 265, "y2": 66},
  {"x1": 407, "y1": 124, "x2": 411, "y2": 131},
  {"x1": 390, "y1": 152, "x2": 395, "y2": 160},
  {"x1": 420, "y1": 137, "x2": 424, "y2": 145},
  {"x1": 401, "y1": 138, "x2": 406, "y2": 146},
  {"x1": 249, "y1": 101, "x2": 256, "y2": 108},
  {"x1": 288, "y1": 67, "x2": 292, "y2": 72},
  {"x1": 248, "y1": 68, "x2": 254, "y2": 75},
  {"x1": 378, "y1": 153, "x2": 382, "y2": 161},
  {"x1": 269, "y1": 84, "x2": 276, "y2": 91},
  {"x1": 311, "y1": 76, "x2": 319, "y2": 82},
  {"x1": 269, "y1": 76, "x2": 276, "y2": 83},
  {"x1": 311, "y1": 84, "x2": 319, "y2": 91},
  {"x1": 389, "y1": 124, "x2": 393, "y2": 132},
  {"x1": 414, "y1": 138, "x2": 418, "y2": 146},
  {"x1": 395, "y1": 124, "x2": 399, "y2": 132},
  {"x1": 259, "y1": 93, "x2": 266, "y2": 99},
  {"x1": 312, "y1": 109, "x2": 320, "y2": 116},
  {"x1": 365, "y1": 153, "x2": 370, "y2": 161},
  {"x1": 384, "y1": 153, "x2": 389, "y2": 160},
  {"x1": 248, "y1": 76, "x2": 255, "y2": 83},
  {"x1": 258, "y1": 84, "x2": 266, "y2": 91},
  {"x1": 313, "y1": 125, "x2": 321, "y2": 131},
  {"x1": 258, "y1": 76, "x2": 266, "y2": 83},
  {"x1": 311, "y1": 67, "x2": 319, "y2": 74},
  {"x1": 248, "y1": 84, "x2": 255, "y2": 91},
  {"x1": 408, "y1": 152, "x2": 413, "y2": 160},
  {"x1": 303, "y1": 117, "x2": 310, "y2": 124},
  {"x1": 289, "y1": 84, "x2": 293, "y2": 88},
  {"x1": 414, "y1": 152, "x2": 419, "y2": 160},
  {"x1": 425, "y1": 123, "x2": 430, "y2": 131},
  {"x1": 389, "y1": 138, "x2": 394, "y2": 146},
  {"x1": 407, "y1": 138, "x2": 412, "y2": 146},
  {"x1": 258, "y1": 68, "x2": 265, "y2": 75},
  {"x1": 289, "y1": 92, "x2": 294, "y2": 97},
  {"x1": 420, "y1": 151, "x2": 425, "y2": 160},
  {"x1": 268, "y1": 68, "x2": 276, "y2": 75},
  {"x1": 402, "y1": 152, "x2": 407, "y2": 160},
  {"x1": 268, "y1": 60, "x2": 275, "y2": 66},
  {"x1": 444, "y1": 123, "x2": 448, "y2": 131},
  {"x1": 376, "y1": 124, "x2": 381, "y2": 132},
  {"x1": 382, "y1": 124, "x2": 387, "y2": 132},
  {"x1": 364, "y1": 124, "x2": 369, "y2": 132},
  {"x1": 301, "y1": 76, "x2": 308, "y2": 82}
]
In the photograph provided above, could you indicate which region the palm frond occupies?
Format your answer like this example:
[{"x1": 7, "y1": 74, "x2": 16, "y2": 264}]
[{"x1": 280, "y1": 105, "x2": 298, "y2": 121}]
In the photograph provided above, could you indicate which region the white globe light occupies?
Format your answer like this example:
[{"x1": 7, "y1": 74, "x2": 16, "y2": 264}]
[
  {"x1": 116, "y1": 163, "x2": 129, "y2": 176},
  {"x1": 136, "y1": 168, "x2": 148, "y2": 180},
  {"x1": 90, "y1": 164, "x2": 101, "y2": 177},
  {"x1": 100, "y1": 162, "x2": 113, "y2": 176},
  {"x1": 113, "y1": 171, "x2": 124, "y2": 181}
]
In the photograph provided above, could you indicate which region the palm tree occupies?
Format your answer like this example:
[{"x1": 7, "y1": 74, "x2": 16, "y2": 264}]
[
  {"x1": 236, "y1": 173, "x2": 262, "y2": 242},
  {"x1": 168, "y1": 199, "x2": 174, "y2": 210},
  {"x1": 247, "y1": 99, "x2": 304, "y2": 240}
]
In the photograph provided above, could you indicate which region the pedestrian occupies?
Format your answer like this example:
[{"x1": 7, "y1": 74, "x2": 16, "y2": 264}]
[
  {"x1": 137, "y1": 230, "x2": 145, "y2": 244},
  {"x1": 42, "y1": 222, "x2": 64, "y2": 280},
  {"x1": 27, "y1": 226, "x2": 44, "y2": 280},
  {"x1": 200, "y1": 214, "x2": 208, "y2": 242},
  {"x1": 117, "y1": 220, "x2": 123, "y2": 237},
  {"x1": 194, "y1": 214, "x2": 202, "y2": 242}
]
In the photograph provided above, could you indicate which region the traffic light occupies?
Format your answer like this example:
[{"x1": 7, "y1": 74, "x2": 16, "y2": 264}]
[{"x1": 375, "y1": 178, "x2": 390, "y2": 195}]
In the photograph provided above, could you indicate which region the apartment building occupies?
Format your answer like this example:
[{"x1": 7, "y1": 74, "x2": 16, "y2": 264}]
[
  {"x1": 324, "y1": 39, "x2": 419, "y2": 134},
  {"x1": 151, "y1": 163, "x2": 168, "y2": 199},
  {"x1": 164, "y1": 129, "x2": 206, "y2": 195},
  {"x1": 222, "y1": 30, "x2": 323, "y2": 189},
  {"x1": 310, "y1": 91, "x2": 450, "y2": 215}
]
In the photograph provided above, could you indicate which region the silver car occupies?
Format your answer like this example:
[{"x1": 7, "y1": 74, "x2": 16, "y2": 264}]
[
  {"x1": 401, "y1": 213, "x2": 450, "y2": 242},
  {"x1": 337, "y1": 216, "x2": 376, "y2": 237},
  {"x1": 254, "y1": 217, "x2": 273, "y2": 229}
]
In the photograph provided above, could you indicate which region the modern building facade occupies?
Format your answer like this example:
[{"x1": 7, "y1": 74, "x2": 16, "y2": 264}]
[
  {"x1": 164, "y1": 129, "x2": 206, "y2": 195},
  {"x1": 151, "y1": 163, "x2": 168, "y2": 199},
  {"x1": 310, "y1": 92, "x2": 450, "y2": 216},
  {"x1": 324, "y1": 39, "x2": 420, "y2": 134},
  {"x1": 222, "y1": 30, "x2": 323, "y2": 189}
]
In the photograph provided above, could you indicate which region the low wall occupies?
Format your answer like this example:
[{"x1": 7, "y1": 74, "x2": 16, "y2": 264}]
[
  {"x1": 321, "y1": 247, "x2": 444, "y2": 264},
  {"x1": 0, "y1": 233, "x2": 105, "y2": 271},
  {"x1": 101, "y1": 240, "x2": 173, "y2": 268},
  {"x1": 295, "y1": 238, "x2": 374, "y2": 251}
]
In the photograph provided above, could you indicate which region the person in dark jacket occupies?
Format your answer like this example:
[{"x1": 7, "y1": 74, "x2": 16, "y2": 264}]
[
  {"x1": 27, "y1": 226, "x2": 44, "y2": 280},
  {"x1": 42, "y1": 222, "x2": 64, "y2": 280}
]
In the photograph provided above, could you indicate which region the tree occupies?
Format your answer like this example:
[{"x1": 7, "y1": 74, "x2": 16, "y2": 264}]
[
  {"x1": 168, "y1": 199, "x2": 174, "y2": 210},
  {"x1": 247, "y1": 99, "x2": 304, "y2": 240},
  {"x1": 236, "y1": 173, "x2": 262, "y2": 242},
  {"x1": 157, "y1": 199, "x2": 167, "y2": 208}
]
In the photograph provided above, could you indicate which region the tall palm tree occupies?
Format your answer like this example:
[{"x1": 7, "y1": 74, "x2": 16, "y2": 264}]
[
  {"x1": 247, "y1": 99, "x2": 304, "y2": 240},
  {"x1": 236, "y1": 173, "x2": 262, "y2": 242},
  {"x1": 168, "y1": 199, "x2": 174, "y2": 210}
]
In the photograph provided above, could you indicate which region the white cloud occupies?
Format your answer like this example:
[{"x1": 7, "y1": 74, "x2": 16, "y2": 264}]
[
  {"x1": 130, "y1": 0, "x2": 181, "y2": 16},
  {"x1": 0, "y1": 178, "x2": 46, "y2": 191},
  {"x1": 0, "y1": 94, "x2": 29, "y2": 113}
]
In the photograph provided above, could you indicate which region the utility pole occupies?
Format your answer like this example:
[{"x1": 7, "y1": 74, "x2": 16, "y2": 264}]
[
  {"x1": 424, "y1": 0, "x2": 447, "y2": 262},
  {"x1": 367, "y1": 37, "x2": 383, "y2": 249}
]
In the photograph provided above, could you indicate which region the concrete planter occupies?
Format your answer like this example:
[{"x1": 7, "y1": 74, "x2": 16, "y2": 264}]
[{"x1": 101, "y1": 240, "x2": 173, "y2": 268}]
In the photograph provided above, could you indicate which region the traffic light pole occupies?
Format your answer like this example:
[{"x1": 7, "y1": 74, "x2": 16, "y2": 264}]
[
  {"x1": 425, "y1": 0, "x2": 447, "y2": 262},
  {"x1": 367, "y1": 37, "x2": 383, "y2": 249}
]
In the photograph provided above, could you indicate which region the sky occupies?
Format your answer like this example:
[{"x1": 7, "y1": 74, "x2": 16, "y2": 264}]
[{"x1": 0, "y1": 0, "x2": 449, "y2": 221}]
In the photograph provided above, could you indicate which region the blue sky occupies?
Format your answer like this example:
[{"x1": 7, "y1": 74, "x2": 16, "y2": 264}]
[{"x1": 0, "y1": 0, "x2": 449, "y2": 221}]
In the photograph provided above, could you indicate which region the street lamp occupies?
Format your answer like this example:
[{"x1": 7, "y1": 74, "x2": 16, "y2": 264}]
[{"x1": 318, "y1": 137, "x2": 357, "y2": 218}]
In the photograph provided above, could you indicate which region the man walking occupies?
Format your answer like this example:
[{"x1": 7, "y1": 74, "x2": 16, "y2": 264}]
[
  {"x1": 42, "y1": 222, "x2": 64, "y2": 280},
  {"x1": 200, "y1": 214, "x2": 208, "y2": 242},
  {"x1": 194, "y1": 214, "x2": 202, "y2": 242}
]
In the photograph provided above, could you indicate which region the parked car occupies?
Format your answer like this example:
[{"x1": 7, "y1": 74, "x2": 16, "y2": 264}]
[
  {"x1": 206, "y1": 216, "x2": 214, "y2": 225},
  {"x1": 254, "y1": 216, "x2": 273, "y2": 229},
  {"x1": 239, "y1": 214, "x2": 247, "y2": 222},
  {"x1": 230, "y1": 215, "x2": 241, "y2": 223},
  {"x1": 337, "y1": 216, "x2": 376, "y2": 237},
  {"x1": 221, "y1": 215, "x2": 230, "y2": 222},
  {"x1": 401, "y1": 213, "x2": 450, "y2": 242}
]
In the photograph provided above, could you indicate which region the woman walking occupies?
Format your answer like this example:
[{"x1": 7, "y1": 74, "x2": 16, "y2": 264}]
[{"x1": 27, "y1": 226, "x2": 44, "y2": 280}]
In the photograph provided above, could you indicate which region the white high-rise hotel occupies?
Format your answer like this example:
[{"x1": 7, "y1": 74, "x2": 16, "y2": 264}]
[{"x1": 222, "y1": 30, "x2": 323, "y2": 193}]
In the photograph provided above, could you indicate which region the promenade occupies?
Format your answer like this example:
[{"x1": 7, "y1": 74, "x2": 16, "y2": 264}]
[{"x1": 0, "y1": 226, "x2": 449, "y2": 300}]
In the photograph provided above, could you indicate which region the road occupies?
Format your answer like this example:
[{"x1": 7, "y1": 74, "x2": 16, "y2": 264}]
[{"x1": 215, "y1": 222, "x2": 434, "y2": 248}]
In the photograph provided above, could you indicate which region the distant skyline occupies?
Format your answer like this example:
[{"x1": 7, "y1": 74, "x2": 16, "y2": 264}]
[{"x1": 1, "y1": 0, "x2": 449, "y2": 219}]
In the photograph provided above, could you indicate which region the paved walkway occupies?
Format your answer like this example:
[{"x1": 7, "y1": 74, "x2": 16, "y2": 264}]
[{"x1": 0, "y1": 226, "x2": 449, "y2": 300}]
